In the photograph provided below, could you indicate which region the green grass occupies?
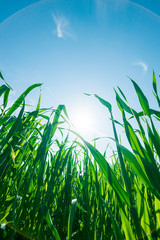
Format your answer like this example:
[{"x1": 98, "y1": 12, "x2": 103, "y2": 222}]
[{"x1": 0, "y1": 70, "x2": 160, "y2": 239}]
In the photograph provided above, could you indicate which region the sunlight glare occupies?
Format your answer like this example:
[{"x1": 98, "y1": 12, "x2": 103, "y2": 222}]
[{"x1": 72, "y1": 108, "x2": 96, "y2": 136}]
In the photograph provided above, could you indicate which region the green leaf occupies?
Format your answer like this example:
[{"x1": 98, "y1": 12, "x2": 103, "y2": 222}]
[
  {"x1": 94, "y1": 94, "x2": 112, "y2": 113},
  {"x1": 50, "y1": 105, "x2": 66, "y2": 139},
  {"x1": 101, "y1": 197, "x2": 124, "y2": 240},
  {"x1": 115, "y1": 90, "x2": 132, "y2": 114},
  {"x1": 131, "y1": 79, "x2": 150, "y2": 116},
  {"x1": 109, "y1": 118, "x2": 123, "y2": 127},
  {"x1": 40, "y1": 205, "x2": 61, "y2": 240},
  {"x1": 0, "y1": 72, "x2": 13, "y2": 90},
  {"x1": 153, "y1": 70, "x2": 157, "y2": 95},
  {"x1": 0, "y1": 205, "x2": 12, "y2": 222},
  {"x1": 122, "y1": 111, "x2": 145, "y2": 160},
  {"x1": 0, "y1": 101, "x2": 25, "y2": 151},
  {"x1": 119, "y1": 144, "x2": 153, "y2": 190},
  {"x1": 141, "y1": 187, "x2": 151, "y2": 239},
  {"x1": 3, "y1": 83, "x2": 42, "y2": 119},
  {"x1": 71, "y1": 130, "x2": 130, "y2": 206},
  {"x1": 36, "y1": 92, "x2": 41, "y2": 111},
  {"x1": 120, "y1": 208, "x2": 136, "y2": 240},
  {"x1": 3, "y1": 88, "x2": 10, "y2": 109},
  {"x1": 67, "y1": 199, "x2": 77, "y2": 240},
  {"x1": 93, "y1": 93, "x2": 132, "y2": 196},
  {"x1": 0, "y1": 85, "x2": 9, "y2": 97},
  {"x1": 0, "y1": 72, "x2": 4, "y2": 80},
  {"x1": 155, "y1": 197, "x2": 160, "y2": 235},
  {"x1": 118, "y1": 87, "x2": 127, "y2": 101}
]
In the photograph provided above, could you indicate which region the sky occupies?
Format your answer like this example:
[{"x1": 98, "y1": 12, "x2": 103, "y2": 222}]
[{"x1": 0, "y1": 0, "x2": 160, "y2": 154}]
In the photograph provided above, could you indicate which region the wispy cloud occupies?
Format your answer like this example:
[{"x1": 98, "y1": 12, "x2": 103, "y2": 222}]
[
  {"x1": 93, "y1": 0, "x2": 129, "y2": 20},
  {"x1": 52, "y1": 14, "x2": 69, "y2": 38},
  {"x1": 134, "y1": 60, "x2": 148, "y2": 72}
]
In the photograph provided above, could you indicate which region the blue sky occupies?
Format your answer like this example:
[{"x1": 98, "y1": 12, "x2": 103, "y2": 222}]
[{"x1": 0, "y1": 0, "x2": 160, "y2": 153}]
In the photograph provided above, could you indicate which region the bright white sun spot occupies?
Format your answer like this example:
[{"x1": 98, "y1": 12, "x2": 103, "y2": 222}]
[{"x1": 71, "y1": 108, "x2": 96, "y2": 136}]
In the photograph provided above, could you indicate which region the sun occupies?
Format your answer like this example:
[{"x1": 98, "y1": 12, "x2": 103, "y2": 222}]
[{"x1": 71, "y1": 107, "x2": 96, "y2": 136}]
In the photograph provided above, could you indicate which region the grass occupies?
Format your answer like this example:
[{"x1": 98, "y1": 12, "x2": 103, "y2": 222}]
[{"x1": 0, "y1": 70, "x2": 160, "y2": 239}]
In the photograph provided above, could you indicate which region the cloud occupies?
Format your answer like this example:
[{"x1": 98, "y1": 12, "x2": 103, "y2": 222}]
[
  {"x1": 52, "y1": 14, "x2": 69, "y2": 38},
  {"x1": 134, "y1": 60, "x2": 148, "y2": 72}
]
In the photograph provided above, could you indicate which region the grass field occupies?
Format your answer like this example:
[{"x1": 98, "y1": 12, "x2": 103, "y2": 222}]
[{"x1": 0, "y1": 70, "x2": 160, "y2": 239}]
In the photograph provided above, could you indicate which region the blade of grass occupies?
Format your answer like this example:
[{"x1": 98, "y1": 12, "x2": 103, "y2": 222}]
[
  {"x1": 67, "y1": 199, "x2": 77, "y2": 240},
  {"x1": 40, "y1": 204, "x2": 61, "y2": 240}
]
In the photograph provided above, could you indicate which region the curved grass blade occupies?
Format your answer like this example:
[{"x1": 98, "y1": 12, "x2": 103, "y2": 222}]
[
  {"x1": 131, "y1": 79, "x2": 150, "y2": 116},
  {"x1": 71, "y1": 130, "x2": 130, "y2": 206},
  {"x1": 120, "y1": 208, "x2": 136, "y2": 240},
  {"x1": 0, "y1": 72, "x2": 13, "y2": 90},
  {"x1": 152, "y1": 70, "x2": 160, "y2": 108},
  {"x1": 0, "y1": 101, "x2": 25, "y2": 152},
  {"x1": 0, "y1": 85, "x2": 10, "y2": 97},
  {"x1": 0, "y1": 204, "x2": 12, "y2": 222},
  {"x1": 101, "y1": 197, "x2": 124, "y2": 240},
  {"x1": 115, "y1": 90, "x2": 133, "y2": 114},
  {"x1": 155, "y1": 197, "x2": 160, "y2": 238},
  {"x1": 123, "y1": 111, "x2": 160, "y2": 198},
  {"x1": 2, "y1": 83, "x2": 42, "y2": 121},
  {"x1": 3, "y1": 88, "x2": 10, "y2": 109},
  {"x1": 153, "y1": 70, "x2": 158, "y2": 95},
  {"x1": 93, "y1": 94, "x2": 131, "y2": 197},
  {"x1": 67, "y1": 199, "x2": 77, "y2": 240},
  {"x1": 94, "y1": 94, "x2": 112, "y2": 113},
  {"x1": 50, "y1": 105, "x2": 69, "y2": 139},
  {"x1": 141, "y1": 187, "x2": 151, "y2": 239},
  {"x1": 40, "y1": 205, "x2": 61, "y2": 240},
  {"x1": 118, "y1": 144, "x2": 154, "y2": 191}
]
